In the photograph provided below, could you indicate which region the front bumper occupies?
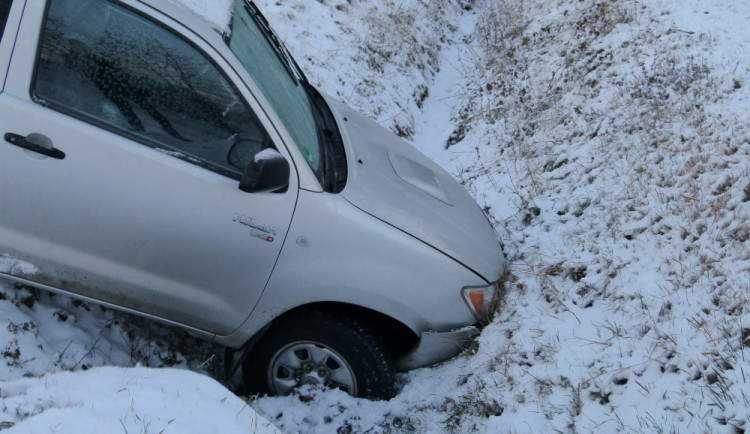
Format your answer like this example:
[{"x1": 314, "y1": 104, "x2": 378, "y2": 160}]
[{"x1": 395, "y1": 326, "x2": 479, "y2": 371}]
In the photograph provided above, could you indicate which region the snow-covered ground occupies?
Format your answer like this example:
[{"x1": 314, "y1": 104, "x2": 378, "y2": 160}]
[
  {"x1": 0, "y1": 367, "x2": 278, "y2": 433},
  {"x1": 250, "y1": 0, "x2": 750, "y2": 431},
  {"x1": 2, "y1": 0, "x2": 749, "y2": 432}
]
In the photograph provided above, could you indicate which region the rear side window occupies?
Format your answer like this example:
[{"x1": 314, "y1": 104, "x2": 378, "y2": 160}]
[
  {"x1": 0, "y1": 0, "x2": 12, "y2": 43},
  {"x1": 33, "y1": 0, "x2": 271, "y2": 177}
]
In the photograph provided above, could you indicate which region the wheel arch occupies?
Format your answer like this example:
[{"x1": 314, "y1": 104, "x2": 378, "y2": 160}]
[
  {"x1": 223, "y1": 301, "x2": 419, "y2": 392},
  {"x1": 275, "y1": 302, "x2": 420, "y2": 357}
]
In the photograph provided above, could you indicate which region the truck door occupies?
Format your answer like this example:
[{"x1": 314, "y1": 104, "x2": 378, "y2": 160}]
[{"x1": 0, "y1": 0, "x2": 298, "y2": 335}]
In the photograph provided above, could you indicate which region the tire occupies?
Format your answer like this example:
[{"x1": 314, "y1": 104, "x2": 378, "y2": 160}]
[{"x1": 242, "y1": 312, "x2": 396, "y2": 400}]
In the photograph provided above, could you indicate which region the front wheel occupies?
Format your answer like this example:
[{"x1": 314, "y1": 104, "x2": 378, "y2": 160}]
[{"x1": 243, "y1": 313, "x2": 396, "y2": 400}]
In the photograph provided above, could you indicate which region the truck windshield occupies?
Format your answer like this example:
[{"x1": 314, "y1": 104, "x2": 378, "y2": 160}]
[{"x1": 227, "y1": 0, "x2": 321, "y2": 176}]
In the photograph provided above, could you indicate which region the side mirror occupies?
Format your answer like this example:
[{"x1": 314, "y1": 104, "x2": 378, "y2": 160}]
[{"x1": 238, "y1": 148, "x2": 290, "y2": 193}]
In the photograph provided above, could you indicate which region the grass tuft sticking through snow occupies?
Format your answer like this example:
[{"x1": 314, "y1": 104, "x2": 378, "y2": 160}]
[{"x1": 442, "y1": 0, "x2": 750, "y2": 432}]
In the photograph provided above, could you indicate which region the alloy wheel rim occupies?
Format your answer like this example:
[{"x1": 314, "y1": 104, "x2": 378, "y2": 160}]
[{"x1": 268, "y1": 341, "x2": 357, "y2": 396}]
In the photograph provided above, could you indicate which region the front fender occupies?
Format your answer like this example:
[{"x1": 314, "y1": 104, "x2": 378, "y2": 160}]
[{"x1": 219, "y1": 190, "x2": 485, "y2": 348}]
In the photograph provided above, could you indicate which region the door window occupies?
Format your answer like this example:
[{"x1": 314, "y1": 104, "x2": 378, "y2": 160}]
[
  {"x1": 0, "y1": 0, "x2": 12, "y2": 44},
  {"x1": 33, "y1": 0, "x2": 270, "y2": 177}
]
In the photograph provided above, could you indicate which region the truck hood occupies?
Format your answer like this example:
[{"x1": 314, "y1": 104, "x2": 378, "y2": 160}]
[{"x1": 326, "y1": 98, "x2": 505, "y2": 282}]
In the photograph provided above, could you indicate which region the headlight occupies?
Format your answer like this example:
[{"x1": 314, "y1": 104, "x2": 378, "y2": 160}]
[{"x1": 461, "y1": 281, "x2": 501, "y2": 323}]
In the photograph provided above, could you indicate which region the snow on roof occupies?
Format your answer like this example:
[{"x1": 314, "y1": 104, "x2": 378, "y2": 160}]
[{"x1": 166, "y1": 0, "x2": 232, "y2": 33}]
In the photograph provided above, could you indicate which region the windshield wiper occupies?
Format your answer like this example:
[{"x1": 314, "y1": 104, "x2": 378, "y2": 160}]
[
  {"x1": 305, "y1": 84, "x2": 347, "y2": 193},
  {"x1": 243, "y1": 0, "x2": 305, "y2": 86}
]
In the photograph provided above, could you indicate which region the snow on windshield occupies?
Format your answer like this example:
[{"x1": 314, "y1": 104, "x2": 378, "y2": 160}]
[{"x1": 167, "y1": 0, "x2": 232, "y2": 33}]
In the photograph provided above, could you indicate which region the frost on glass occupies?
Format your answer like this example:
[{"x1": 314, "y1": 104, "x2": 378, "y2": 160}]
[
  {"x1": 228, "y1": 0, "x2": 321, "y2": 172},
  {"x1": 34, "y1": 0, "x2": 269, "y2": 176}
]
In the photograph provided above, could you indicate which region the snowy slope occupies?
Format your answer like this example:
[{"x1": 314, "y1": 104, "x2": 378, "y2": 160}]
[
  {"x1": 256, "y1": 0, "x2": 464, "y2": 139},
  {"x1": 0, "y1": 367, "x2": 277, "y2": 433},
  {"x1": 2, "y1": 0, "x2": 749, "y2": 433},
  {"x1": 252, "y1": 0, "x2": 750, "y2": 432}
]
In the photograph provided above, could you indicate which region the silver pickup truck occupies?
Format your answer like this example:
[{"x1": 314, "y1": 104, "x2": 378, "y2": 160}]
[{"x1": 0, "y1": 0, "x2": 505, "y2": 399}]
